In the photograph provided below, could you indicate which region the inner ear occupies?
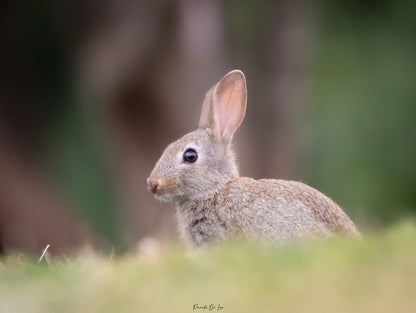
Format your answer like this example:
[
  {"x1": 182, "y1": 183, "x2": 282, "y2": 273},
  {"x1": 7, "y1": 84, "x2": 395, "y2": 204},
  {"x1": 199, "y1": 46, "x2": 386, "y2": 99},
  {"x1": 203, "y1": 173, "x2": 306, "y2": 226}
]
[{"x1": 214, "y1": 70, "x2": 247, "y2": 142}]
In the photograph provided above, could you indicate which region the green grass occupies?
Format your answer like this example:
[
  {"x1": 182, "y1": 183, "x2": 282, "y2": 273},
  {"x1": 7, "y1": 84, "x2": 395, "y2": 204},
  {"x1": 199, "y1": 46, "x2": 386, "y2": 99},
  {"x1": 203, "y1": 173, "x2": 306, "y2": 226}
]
[{"x1": 1, "y1": 223, "x2": 416, "y2": 313}]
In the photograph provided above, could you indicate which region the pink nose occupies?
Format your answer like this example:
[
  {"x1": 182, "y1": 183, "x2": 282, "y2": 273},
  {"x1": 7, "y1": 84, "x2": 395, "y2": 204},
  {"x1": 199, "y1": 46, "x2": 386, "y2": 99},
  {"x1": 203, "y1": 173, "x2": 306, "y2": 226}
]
[
  {"x1": 146, "y1": 177, "x2": 158, "y2": 194},
  {"x1": 147, "y1": 186, "x2": 157, "y2": 194}
]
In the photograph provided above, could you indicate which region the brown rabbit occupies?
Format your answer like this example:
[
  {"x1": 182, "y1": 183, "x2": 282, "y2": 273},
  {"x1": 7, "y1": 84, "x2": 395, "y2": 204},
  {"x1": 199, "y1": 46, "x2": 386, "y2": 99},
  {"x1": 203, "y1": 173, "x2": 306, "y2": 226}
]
[{"x1": 147, "y1": 70, "x2": 359, "y2": 248}]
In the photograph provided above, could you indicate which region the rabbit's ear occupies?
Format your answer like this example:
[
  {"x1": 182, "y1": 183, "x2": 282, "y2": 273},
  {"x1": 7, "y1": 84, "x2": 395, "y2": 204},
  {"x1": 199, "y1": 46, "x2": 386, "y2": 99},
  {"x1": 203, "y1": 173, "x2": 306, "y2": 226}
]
[{"x1": 198, "y1": 70, "x2": 247, "y2": 143}]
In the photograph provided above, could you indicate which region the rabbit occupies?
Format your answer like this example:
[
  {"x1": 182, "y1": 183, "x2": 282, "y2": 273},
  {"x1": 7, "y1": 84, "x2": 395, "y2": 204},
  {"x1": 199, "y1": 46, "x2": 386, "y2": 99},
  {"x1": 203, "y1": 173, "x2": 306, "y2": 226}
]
[{"x1": 147, "y1": 70, "x2": 360, "y2": 248}]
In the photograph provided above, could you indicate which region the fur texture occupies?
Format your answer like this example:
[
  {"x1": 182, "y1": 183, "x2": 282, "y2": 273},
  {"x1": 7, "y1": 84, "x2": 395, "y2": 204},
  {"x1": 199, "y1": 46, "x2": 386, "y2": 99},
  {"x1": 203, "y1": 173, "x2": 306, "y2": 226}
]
[{"x1": 147, "y1": 70, "x2": 359, "y2": 248}]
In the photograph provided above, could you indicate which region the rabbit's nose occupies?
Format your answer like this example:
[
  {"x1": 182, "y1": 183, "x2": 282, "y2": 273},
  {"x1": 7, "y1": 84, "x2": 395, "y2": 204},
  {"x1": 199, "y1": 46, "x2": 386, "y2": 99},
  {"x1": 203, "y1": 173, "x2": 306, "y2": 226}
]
[{"x1": 146, "y1": 177, "x2": 158, "y2": 194}]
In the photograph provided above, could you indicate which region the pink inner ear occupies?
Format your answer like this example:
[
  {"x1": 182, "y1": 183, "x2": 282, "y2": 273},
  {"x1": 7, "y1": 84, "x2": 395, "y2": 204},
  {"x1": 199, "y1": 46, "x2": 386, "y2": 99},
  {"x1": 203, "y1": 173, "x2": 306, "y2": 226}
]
[
  {"x1": 218, "y1": 81, "x2": 236, "y2": 134},
  {"x1": 217, "y1": 78, "x2": 246, "y2": 138}
]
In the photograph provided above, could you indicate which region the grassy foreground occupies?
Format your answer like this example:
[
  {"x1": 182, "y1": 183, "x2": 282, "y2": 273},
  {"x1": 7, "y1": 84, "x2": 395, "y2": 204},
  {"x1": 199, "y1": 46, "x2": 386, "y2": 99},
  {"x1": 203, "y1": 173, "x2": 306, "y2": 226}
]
[{"x1": 1, "y1": 223, "x2": 416, "y2": 313}]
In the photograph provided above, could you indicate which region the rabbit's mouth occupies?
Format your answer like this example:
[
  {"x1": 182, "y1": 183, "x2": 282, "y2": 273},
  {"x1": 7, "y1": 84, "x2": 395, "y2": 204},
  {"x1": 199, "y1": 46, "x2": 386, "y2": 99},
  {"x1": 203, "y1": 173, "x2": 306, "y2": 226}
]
[
  {"x1": 153, "y1": 190, "x2": 189, "y2": 203},
  {"x1": 147, "y1": 186, "x2": 170, "y2": 201},
  {"x1": 154, "y1": 193, "x2": 176, "y2": 202}
]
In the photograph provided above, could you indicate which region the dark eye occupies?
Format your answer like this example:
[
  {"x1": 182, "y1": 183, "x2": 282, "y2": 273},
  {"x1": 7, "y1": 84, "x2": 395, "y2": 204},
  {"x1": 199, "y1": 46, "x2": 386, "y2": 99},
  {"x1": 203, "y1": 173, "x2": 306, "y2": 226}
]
[{"x1": 183, "y1": 148, "x2": 198, "y2": 163}]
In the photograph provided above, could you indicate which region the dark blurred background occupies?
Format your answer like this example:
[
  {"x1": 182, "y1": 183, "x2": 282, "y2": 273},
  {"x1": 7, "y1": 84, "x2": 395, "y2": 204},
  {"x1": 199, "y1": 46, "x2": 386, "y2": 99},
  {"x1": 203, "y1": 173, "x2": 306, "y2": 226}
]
[{"x1": 0, "y1": 0, "x2": 415, "y2": 254}]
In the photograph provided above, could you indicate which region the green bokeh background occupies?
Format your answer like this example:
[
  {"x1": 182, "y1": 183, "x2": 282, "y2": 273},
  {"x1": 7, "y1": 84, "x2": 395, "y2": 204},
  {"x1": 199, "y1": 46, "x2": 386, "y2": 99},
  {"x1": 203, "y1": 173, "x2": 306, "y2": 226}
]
[{"x1": 302, "y1": 1, "x2": 416, "y2": 225}]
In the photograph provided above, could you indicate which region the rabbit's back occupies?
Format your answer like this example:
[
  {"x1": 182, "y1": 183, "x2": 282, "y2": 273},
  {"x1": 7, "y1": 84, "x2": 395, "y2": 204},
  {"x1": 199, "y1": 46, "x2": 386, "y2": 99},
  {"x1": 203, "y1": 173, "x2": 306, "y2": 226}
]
[
  {"x1": 176, "y1": 177, "x2": 359, "y2": 247},
  {"x1": 226, "y1": 177, "x2": 359, "y2": 240}
]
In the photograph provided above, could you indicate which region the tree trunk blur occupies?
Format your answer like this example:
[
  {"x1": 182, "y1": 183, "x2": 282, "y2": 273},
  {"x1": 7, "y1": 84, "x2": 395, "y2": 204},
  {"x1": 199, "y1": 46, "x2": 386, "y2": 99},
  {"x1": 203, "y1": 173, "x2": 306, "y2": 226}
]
[
  {"x1": 234, "y1": 0, "x2": 312, "y2": 180},
  {"x1": 77, "y1": 0, "x2": 227, "y2": 244}
]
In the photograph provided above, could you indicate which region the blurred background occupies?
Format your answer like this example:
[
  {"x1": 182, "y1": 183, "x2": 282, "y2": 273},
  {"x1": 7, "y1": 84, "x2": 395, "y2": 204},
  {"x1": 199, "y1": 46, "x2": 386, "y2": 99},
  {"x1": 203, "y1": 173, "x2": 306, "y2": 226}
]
[{"x1": 0, "y1": 0, "x2": 415, "y2": 255}]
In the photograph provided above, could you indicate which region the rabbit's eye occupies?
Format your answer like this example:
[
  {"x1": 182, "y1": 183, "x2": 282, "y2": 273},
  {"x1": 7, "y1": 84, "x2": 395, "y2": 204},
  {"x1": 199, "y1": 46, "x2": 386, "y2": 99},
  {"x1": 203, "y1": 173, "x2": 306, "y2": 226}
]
[{"x1": 183, "y1": 148, "x2": 198, "y2": 163}]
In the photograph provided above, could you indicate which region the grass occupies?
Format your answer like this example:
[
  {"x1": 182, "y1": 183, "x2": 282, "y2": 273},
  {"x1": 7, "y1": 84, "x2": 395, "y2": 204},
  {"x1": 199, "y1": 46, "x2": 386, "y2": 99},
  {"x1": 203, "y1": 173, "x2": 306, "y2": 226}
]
[{"x1": 1, "y1": 222, "x2": 416, "y2": 313}]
